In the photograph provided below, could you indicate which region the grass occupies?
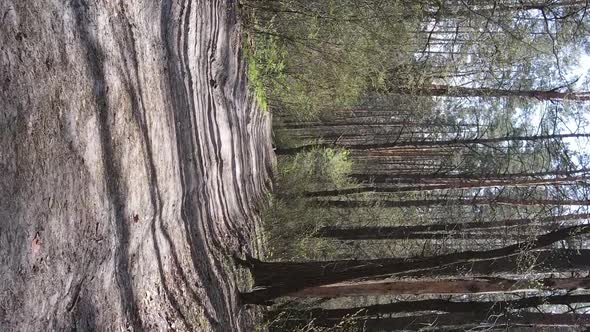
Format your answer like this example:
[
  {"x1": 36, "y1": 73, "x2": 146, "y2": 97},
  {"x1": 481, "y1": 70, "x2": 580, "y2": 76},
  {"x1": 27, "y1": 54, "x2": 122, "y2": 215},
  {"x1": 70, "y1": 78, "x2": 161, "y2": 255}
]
[
  {"x1": 247, "y1": 54, "x2": 268, "y2": 112},
  {"x1": 243, "y1": 27, "x2": 286, "y2": 113}
]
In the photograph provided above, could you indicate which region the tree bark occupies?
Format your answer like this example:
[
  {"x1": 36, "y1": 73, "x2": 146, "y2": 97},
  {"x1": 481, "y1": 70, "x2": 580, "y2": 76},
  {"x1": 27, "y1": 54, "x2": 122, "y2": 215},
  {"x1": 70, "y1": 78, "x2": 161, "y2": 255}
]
[
  {"x1": 361, "y1": 312, "x2": 590, "y2": 331},
  {"x1": 287, "y1": 293, "x2": 590, "y2": 321},
  {"x1": 313, "y1": 230, "x2": 536, "y2": 240},
  {"x1": 315, "y1": 197, "x2": 590, "y2": 209},
  {"x1": 272, "y1": 312, "x2": 590, "y2": 331},
  {"x1": 288, "y1": 276, "x2": 590, "y2": 298},
  {"x1": 402, "y1": 249, "x2": 590, "y2": 278},
  {"x1": 239, "y1": 223, "x2": 590, "y2": 304},
  {"x1": 276, "y1": 133, "x2": 590, "y2": 155},
  {"x1": 349, "y1": 168, "x2": 590, "y2": 184},
  {"x1": 314, "y1": 213, "x2": 590, "y2": 240},
  {"x1": 389, "y1": 84, "x2": 590, "y2": 101},
  {"x1": 304, "y1": 176, "x2": 588, "y2": 197}
]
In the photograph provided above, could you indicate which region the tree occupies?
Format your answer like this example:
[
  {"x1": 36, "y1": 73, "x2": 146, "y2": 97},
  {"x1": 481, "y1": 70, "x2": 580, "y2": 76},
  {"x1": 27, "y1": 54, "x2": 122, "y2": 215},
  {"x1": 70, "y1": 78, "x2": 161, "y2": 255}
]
[
  {"x1": 279, "y1": 293, "x2": 590, "y2": 321},
  {"x1": 349, "y1": 168, "x2": 590, "y2": 184},
  {"x1": 315, "y1": 197, "x2": 590, "y2": 209},
  {"x1": 288, "y1": 276, "x2": 590, "y2": 298},
  {"x1": 252, "y1": 0, "x2": 590, "y2": 329},
  {"x1": 401, "y1": 248, "x2": 590, "y2": 278},
  {"x1": 273, "y1": 312, "x2": 590, "y2": 331},
  {"x1": 388, "y1": 84, "x2": 590, "y2": 101},
  {"x1": 239, "y1": 223, "x2": 590, "y2": 304},
  {"x1": 303, "y1": 175, "x2": 589, "y2": 197},
  {"x1": 314, "y1": 213, "x2": 590, "y2": 240},
  {"x1": 276, "y1": 133, "x2": 590, "y2": 155}
]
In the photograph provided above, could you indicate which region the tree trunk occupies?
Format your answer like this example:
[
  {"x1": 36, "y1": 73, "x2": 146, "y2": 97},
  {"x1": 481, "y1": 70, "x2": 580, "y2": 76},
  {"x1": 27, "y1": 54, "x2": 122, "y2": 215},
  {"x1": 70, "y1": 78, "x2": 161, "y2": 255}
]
[
  {"x1": 313, "y1": 230, "x2": 535, "y2": 240},
  {"x1": 287, "y1": 293, "x2": 590, "y2": 321},
  {"x1": 239, "y1": 224, "x2": 590, "y2": 304},
  {"x1": 274, "y1": 119, "x2": 453, "y2": 129},
  {"x1": 402, "y1": 249, "x2": 590, "y2": 278},
  {"x1": 360, "y1": 312, "x2": 590, "y2": 331},
  {"x1": 315, "y1": 197, "x2": 590, "y2": 209},
  {"x1": 349, "y1": 168, "x2": 590, "y2": 184},
  {"x1": 389, "y1": 84, "x2": 590, "y2": 101},
  {"x1": 276, "y1": 133, "x2": 590, "y2": 155},
  {"x1": 272, "y1": 312, "x2": 590, "y2": 331},
  {"x1": 316, "y1": 229, "x2": 541, "y2": 240},
  {"x1": 288, "y1": 276, "x2": 590, "y2": 298},
  {"x1": 314, "y1": 213, "x2": 590, "y2": 240},
  {"x1": 304, "y1": 176, "x2": 588, "y2": 197}
]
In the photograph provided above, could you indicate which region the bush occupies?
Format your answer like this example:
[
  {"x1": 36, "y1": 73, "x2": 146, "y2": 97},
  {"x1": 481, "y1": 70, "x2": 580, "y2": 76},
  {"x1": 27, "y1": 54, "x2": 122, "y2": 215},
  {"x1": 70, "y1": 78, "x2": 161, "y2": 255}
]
[
  {"x1": 262, "y1": 148, "x2": 353, "y2": 260},
  {"x1": 277, "y1": 148, "x2": 352, "y2": 194}
]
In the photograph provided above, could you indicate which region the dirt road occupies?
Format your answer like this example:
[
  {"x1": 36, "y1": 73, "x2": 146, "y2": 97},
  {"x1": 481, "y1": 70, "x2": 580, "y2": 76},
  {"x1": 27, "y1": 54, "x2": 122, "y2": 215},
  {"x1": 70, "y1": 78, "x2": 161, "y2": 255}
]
[{"x1": 0, "y1": 0, "x2": 273, "y2": 330}]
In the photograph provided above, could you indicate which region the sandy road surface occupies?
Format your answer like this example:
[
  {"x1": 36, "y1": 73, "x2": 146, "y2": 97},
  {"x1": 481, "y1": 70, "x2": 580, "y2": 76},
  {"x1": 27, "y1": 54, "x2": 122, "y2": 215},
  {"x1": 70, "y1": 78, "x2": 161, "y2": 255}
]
[{"x1": 0, "y1": 0, "x2": 273, "y2": 330}]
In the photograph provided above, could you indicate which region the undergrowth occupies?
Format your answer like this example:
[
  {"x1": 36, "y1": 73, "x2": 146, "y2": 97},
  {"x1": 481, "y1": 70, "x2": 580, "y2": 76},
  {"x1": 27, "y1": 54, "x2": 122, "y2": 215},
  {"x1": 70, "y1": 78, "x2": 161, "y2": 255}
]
[
  {"x1": 240, "y1": 0, "x2": 408, "y2": 120},
  {"x1": 262, "y1": 148, "x2": 354, "y2": 260},
  {"x1": 241, "y1": 5, "x2": 286, "y2": 113}
]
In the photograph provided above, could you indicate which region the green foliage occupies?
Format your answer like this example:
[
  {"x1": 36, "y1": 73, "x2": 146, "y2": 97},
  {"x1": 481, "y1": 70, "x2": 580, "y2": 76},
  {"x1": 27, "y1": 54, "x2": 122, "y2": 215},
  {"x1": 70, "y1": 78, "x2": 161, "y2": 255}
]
[
  {"x1": 242, "y1": 0, "x2": 419, "y2": 119},
  {"x1": 277, "y1": 148, "x2": 352, "y2": 194},
  {"x1": 262, "y1": 148, "x2": 353, "y2": 260},
  {"x1": 261, "y1": 197, "x2": 319, "y2": 260},
  {"x1": 243, "y1": 29, "x2": 286, "y2": 112}
]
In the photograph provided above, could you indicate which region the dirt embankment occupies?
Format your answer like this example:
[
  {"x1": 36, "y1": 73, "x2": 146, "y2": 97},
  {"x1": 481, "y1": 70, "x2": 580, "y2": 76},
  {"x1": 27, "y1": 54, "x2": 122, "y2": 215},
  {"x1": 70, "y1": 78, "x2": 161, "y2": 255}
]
[{"x1": 0, "y1": 0, "x2": 273, "y2": 330}]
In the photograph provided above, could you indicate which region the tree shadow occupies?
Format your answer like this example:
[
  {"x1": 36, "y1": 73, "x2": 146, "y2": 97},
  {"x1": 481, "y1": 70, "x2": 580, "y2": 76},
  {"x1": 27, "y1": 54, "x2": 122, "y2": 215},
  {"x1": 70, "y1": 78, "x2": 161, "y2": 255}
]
[
  {"x1": 70, "y1": 0, "x2": 141, "y2": 329},
  {"x1": 69, "y1": 289, "x2": 98, "y2": 332}
]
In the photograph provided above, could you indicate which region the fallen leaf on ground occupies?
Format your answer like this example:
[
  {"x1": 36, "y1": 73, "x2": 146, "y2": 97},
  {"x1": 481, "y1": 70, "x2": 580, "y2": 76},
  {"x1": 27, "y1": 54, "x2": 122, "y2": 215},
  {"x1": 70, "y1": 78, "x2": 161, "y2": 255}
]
[{"x1": 31, "y1": 233, "x2": 41, "y2": 256}]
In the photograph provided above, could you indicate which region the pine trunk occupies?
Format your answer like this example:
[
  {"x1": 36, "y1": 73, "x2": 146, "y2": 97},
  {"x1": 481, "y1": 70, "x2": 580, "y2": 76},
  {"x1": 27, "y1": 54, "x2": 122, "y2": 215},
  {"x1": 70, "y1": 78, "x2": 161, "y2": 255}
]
[
  {"x1": 239, "y1": 224, "x2": 590, "y2": 304},
  {"x1": 276, "y1": 133, "x2": 590, "y2": 155},
  {"x1": 283, "y1": 293, "x2": 590, "y2": 321},
  {"x1": 304, "y1": 176, "x2": 588, "y2": 197},
  {"x1": 315, "y1": 197, "x2": 590, "y2": 209},
  {"x1": 389, "y1": 84, "x2": 590, "y2": 101},
  {"x1": 349, "y1": 168, "x2": 590, "y2": 184},
  {"x1": 314, "y1": 213, "x2": 590, "y2": 240},
  {"x1": 272, "y1": 312, "x2": 590, "y2": 331},
  {"x1": 288, "y1": 276, "x2": 590, "y2": 298}
]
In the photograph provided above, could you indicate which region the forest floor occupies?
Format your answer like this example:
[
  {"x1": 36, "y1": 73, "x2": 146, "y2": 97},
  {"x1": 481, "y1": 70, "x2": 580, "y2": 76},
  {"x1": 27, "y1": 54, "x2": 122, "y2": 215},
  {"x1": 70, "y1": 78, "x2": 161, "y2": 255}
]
[{"x1": 0, "y1": 0, "x2": 273, "y2": 331}]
